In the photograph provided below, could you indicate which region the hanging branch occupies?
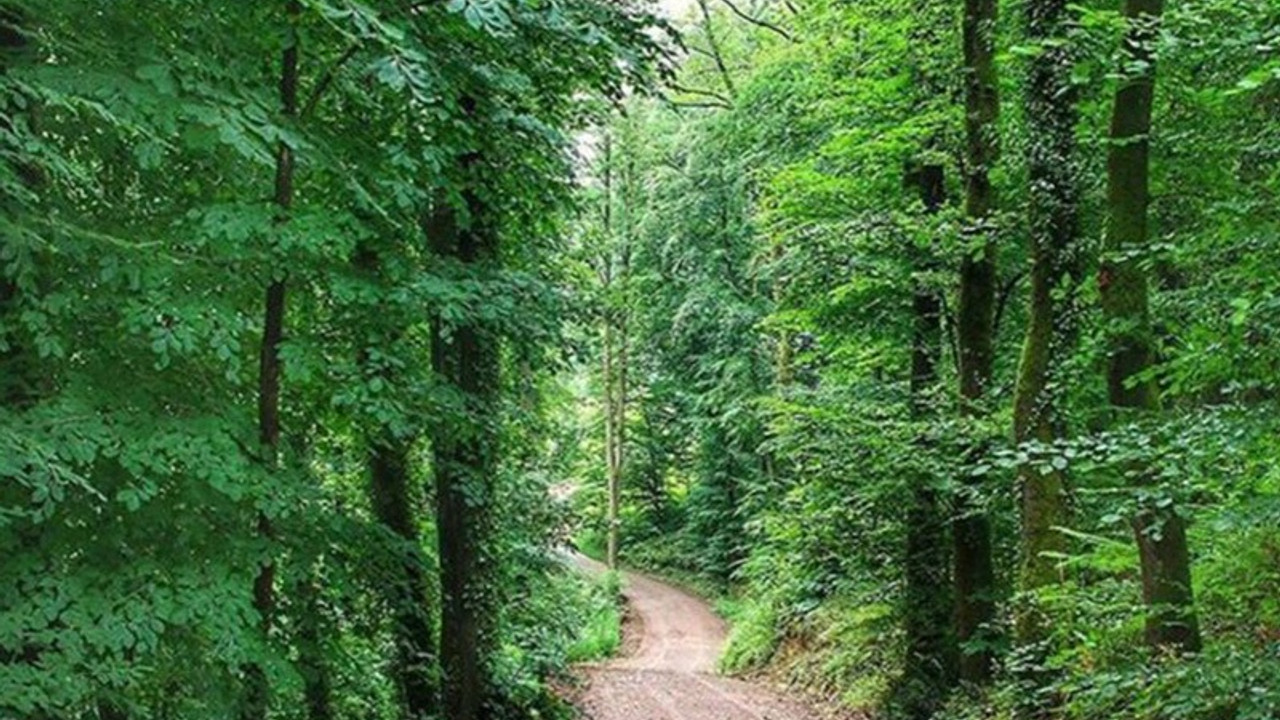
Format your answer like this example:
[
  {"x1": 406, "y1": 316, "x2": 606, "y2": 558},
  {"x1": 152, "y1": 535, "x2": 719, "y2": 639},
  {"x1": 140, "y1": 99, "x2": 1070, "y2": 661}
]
[{"x1": 718, "y1": 0, "x2": 795, "y2": 42}]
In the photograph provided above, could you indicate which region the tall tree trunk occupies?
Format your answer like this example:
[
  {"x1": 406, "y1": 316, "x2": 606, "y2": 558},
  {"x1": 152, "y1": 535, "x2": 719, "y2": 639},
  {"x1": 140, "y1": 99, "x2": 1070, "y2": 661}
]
[
  {"x1": 603, "y1": 320, "x2": 620, "y2": 569},
  {"x1": 900, "y1": 163, "x2": 957, "y2": 719},
  {"x1": 245, "y1": 4, "x2": 300, "y2": 717},
  {"x1": 613, "y1": 149, "x2": 634, "y2": 570},
  {"x1": 1014, "y1": 0, "x2": 1080, "y2": 711},
  {"x1": 954, "y1": 0, "x2": 1001, "y2": 687},
  {"x1": 370, "y1": 435, "x2": 440, "y2": 717},
  {"x1": 1099, "y1": 0, "x2": 1200, "y2": 654},
  {"x1": 429, "y1": 127, "x2": 500, "y2": 720},
  {"x1": 600, "y1": 133, "x2": 621, "y2": 570},
  {"x1": 353, "y1": 240, "x2": 439, "y2": 718}
]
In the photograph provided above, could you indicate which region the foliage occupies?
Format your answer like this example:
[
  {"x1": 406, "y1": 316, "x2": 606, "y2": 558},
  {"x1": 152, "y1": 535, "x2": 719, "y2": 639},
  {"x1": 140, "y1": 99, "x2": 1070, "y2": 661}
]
[
  {"x1": 0, "y1": 0, "x2": 668, "y2": 717},
  {"x1": 565, "y1": 0, "x2": 1280, "y2": 718},
  {"x1": 564, "y1": 571, "x2": 624, "y2": 664}
]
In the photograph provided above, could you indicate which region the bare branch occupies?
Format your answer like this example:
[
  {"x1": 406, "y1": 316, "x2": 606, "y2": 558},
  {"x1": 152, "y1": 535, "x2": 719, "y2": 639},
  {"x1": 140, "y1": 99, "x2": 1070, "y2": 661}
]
[
  {"x1": 718, "y1": 0, "x2": 795, "y2": 42},
  {"x1": 993, "y1": 270, "x2": 1028, "y2": 340}
]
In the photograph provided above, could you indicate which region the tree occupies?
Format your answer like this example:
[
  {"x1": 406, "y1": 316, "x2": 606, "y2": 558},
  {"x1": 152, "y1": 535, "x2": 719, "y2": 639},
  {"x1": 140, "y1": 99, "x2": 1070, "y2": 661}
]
[
  {"x1": 1013, "y1": 0, "x2": 1080, "y2": 709},
  {"x1": 243, "y1": 4, "x2": 301, "y2": 718},
  {"x1": 1098, "y1": 0, "x2": 1201, "y2": 654},
  {"x1": 429, "y1": 118, "x2": 502, "y2": 720},
  {"x1": 954, "y1": 0, "x2": 1000, "y2": 687},
  {"x1": 356, "y1": 239, "x2": 439, "y2": 720},
  {"x1": 596, "y1": 131, "x2": 630, "y2": 571},
  {"x1": 900, "y1": 161, "x2": 955, "y2": 719}
]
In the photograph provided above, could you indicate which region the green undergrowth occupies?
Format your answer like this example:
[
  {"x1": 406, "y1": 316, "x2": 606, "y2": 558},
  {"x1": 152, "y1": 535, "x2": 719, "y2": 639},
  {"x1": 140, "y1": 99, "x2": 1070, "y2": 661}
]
[
  {"x1": 565, "y1": 570, "x2": 624, "y2": 663},
  {"x1": 720, "y1": 590, "x2": 900, "y2": 710},
  {"x1": 720, "y1": 497, "x2": 1280, "y2": 720},
  {"x1": 589, "y1": 495, "x2": 1280, "y2": 720},
  {"x1": 574, "y1": 528, "x2": 727, "y2": 603}
]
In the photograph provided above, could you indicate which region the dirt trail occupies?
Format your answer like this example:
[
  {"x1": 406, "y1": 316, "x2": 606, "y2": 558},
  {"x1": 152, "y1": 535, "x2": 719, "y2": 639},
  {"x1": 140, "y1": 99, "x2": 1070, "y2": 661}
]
[{"x1": 570, "y1": 555, "x2": 822, "y2": 720}]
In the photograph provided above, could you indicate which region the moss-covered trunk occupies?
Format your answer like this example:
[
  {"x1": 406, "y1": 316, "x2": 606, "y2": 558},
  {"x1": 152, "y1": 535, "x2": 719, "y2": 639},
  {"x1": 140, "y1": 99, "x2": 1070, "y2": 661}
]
[
  {"x1": 1099, "y1": 0, "x2": 1201, "y2": 654},
  {"x1": 954, "y1": 0, "x2": 1001, "y2": 687},
  {"x1": 1013, "y1": 0, "x2": 1080, "y2": 712}
]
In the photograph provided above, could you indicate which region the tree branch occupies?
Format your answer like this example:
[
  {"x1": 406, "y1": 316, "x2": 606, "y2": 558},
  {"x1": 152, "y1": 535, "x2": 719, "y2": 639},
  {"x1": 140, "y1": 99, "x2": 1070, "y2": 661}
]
[
  {"x1": 718, "y1": 0, "x2": 795, "y2": 42},
  {"x1": 668, "y1": 82, "x2": 732, "y2": 105},
  {"x1": 695, "y1": 0, "x2": 736, "y2": 99},
  {"x1": 664, "y1": 98, "x2": 733, "y2": 109},
  {"x1": 993, "y1": 269, "x2": 1027, "y2": 341},
  {"x1": 301, "y1": 41, "x2": 363, "y2": 118}
]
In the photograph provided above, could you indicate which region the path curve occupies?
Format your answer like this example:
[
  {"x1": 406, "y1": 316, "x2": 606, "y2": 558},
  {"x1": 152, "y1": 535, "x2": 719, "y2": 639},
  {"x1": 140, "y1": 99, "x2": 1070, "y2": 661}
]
[{"x1": 570, "y1": 555, "x2": 822, "y2": 720}]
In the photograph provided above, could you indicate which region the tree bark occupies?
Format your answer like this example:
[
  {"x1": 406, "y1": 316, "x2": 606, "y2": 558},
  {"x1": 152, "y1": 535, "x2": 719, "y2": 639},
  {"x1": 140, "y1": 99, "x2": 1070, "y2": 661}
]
[
  {"x1": 1099, "y1": 0, "x2": 1201, "y2": 654},
  {"x1": 429, "y1": 125, "x2": 500, "y2": 720},
  {"x1": 245, "y1": 4, "x2": 300, "y2": 718},
  {"x1": 1013, "y1": 0, "x2": 1080, "y2": 711},
  {"x1": 954, "y1": 0, "x2": 1000, "y2": 687}
]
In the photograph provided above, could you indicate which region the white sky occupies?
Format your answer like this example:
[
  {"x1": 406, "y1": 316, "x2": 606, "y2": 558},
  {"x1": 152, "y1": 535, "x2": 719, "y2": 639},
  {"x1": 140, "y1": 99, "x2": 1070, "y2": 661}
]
[{"x1": 658, "y1": 0, "x2": 692, "y2": 20}]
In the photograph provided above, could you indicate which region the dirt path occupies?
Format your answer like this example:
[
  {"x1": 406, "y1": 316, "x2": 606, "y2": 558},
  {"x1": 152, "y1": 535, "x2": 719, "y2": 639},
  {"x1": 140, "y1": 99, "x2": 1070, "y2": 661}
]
[{"x1": 570, "y1": 555, "x2": 823, "y2": 720}]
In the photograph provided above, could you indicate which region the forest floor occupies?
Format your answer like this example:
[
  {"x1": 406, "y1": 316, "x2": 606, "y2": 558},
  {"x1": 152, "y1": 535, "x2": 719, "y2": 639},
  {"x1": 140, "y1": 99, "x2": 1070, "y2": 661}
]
[{"x1": 569, "y1": 554, "x2": 824, "y2": 720}]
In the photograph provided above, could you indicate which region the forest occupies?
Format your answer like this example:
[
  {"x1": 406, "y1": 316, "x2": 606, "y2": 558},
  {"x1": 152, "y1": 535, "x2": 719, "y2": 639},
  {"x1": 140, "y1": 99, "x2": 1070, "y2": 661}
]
[{"x1": 0, "y1": 0, "x2": 1277, "y2": 719}]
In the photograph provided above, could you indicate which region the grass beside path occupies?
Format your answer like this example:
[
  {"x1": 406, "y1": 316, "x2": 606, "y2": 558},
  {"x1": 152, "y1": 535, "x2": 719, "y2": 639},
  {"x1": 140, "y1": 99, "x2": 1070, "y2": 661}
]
[{"x1": 566, "y1": 570, "x2": 624, "y2": 663}]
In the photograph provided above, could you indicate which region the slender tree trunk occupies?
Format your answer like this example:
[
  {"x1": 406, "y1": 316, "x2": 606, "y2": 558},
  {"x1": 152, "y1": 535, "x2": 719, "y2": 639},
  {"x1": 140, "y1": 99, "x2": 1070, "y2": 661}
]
[
  {"x1": 295, "y1": 575, "x2": 333, "y2": 720},
  {"x1": 954, "y1": 0, "x2": 1001, "y2": 687},
  {"x1": 245, "y1": 4, "x2": 300, "y2": 717},
  {"x1": 603, "y1": 320, "x2": 620, "y2": 569},
  {"x1": 370, "y1": 435, "x2": 440, "y2": 717},
  {"x1": 1099, "y1": 0, "x2": 1200, "y2": 654},
  {"x1": 771, "y1": 245, "x2": 793, "y2": 387},
  {"x1": 429, "y1": 126, "x2": 500, "y2": 720},
  {"x1": 613, "y1": 150, "x2": 634, "y2": 569},
  {"x1": 900, "y1": 163, "x2": 957, "y2": 719},
  {"x1": 351, "y1": 240, "x2": 440, "y2": 718},
  {"x1": 600, "y1": 134, "x2": 621, "y2": 570},
  {"x1": 1013, "y1": 0, "x2": 1080, "y2": 712}
]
